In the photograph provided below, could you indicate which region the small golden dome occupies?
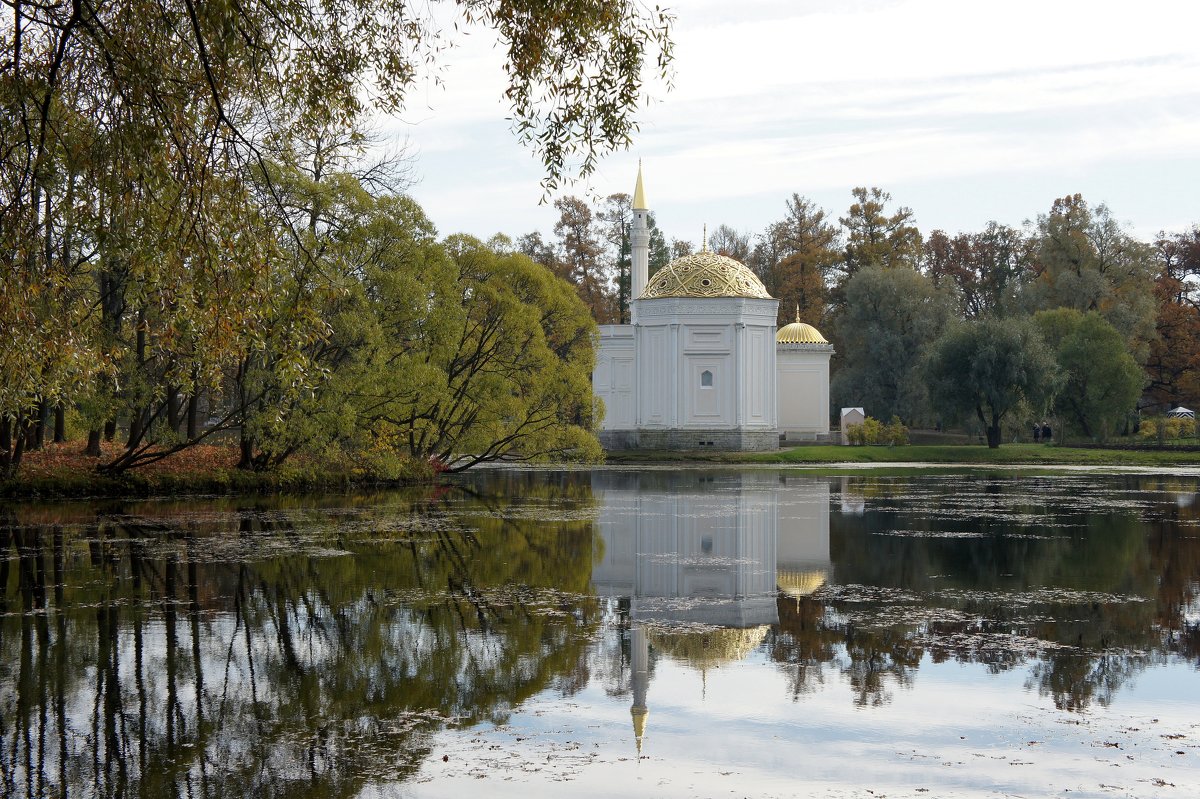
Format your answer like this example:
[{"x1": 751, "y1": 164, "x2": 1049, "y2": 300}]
[
  {"x1": 777, "y1": 304, "x2": 828, "y2": 344},
  {"x1": 639, "y1": 251, "x2": 772, "y2": 300},
  {"x1": 776, "y1": 322, "x2": 828, "y2": 345}
]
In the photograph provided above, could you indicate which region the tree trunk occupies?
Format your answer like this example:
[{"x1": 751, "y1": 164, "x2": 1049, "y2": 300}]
[
  {"x1": 127, "y1": 409, "x2": 143, "y2": 448},
  {"x1": 31, "y1": 400, "x2": 47, "y2": 451},
  {"x1": 103, "y1": 419, "x2": 116, "y2": 442},
  {"x1": 986, "y1": 425, "x2": 1001, "y2": 448},
  {"x1": 86, "y1": 429, "x2": 102, "y2": 457},
  {"x1": 186, "y1": 394, "x2": 198, "y2": 440},
  {"x1": 167, "y1": 386, "x2": 181, "y2": 433},
  {"x1": 238, "y1": 434, "x2": 254, "y2": 470},
  {"x1": 53, "y1": 405, "x2": 65, "y2": 443}
]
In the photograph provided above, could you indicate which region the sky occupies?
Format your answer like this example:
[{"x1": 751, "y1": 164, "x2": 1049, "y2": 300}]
[{"x1": 381, "y1": 0, "x2": 1200, "y2": 248}]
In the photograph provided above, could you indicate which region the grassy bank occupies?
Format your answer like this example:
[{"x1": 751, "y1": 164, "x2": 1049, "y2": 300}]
[
  {"x1": 608, "y1": 443, "x2": 1200, "y2": 468},
  {"x1": 0, "y1": 443, "x2": 435, "y2": 499}
]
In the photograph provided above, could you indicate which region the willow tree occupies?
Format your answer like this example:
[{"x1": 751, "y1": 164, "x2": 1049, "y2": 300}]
[
  {"x1": 926, "y1": 318, "x2": 1059, "y2": 448},
  {"x1": 348, "y1": 235, "x2": 603, "y2": 470},
  {"x1": 1, "y1": 1, "x2": 673, "y2": 474}
]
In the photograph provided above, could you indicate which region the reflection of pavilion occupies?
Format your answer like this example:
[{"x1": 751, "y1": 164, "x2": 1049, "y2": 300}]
[{"x1": 591, "y1": 470, "x2": 831, "y2": 752}]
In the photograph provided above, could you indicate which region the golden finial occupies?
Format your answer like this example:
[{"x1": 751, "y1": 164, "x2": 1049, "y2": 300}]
[
  {"x1": 701, "y1": 223, "x2": 708, "y2": 253},
  {"x1": 795, "y1": 303, "x2": 801, "y2": 324},
  {"x1": 633, "y1": 159, "x2": 647, "y2": 210}
]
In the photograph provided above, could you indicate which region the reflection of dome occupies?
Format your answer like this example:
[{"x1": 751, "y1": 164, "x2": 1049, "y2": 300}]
[
  {"x1": 639, "y1": 251, "x2": 772, "y2": 300},
  {"x1": 777, "y1": 568, "x2": 827, "y2": 598},
  {"x1": 649, "y1": 626, "x2": 769, "y2": 669}
]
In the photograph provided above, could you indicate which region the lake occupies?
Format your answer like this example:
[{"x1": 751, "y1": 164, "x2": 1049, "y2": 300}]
[{"x1": 1, "y1": 467, "x2": 1198, "y2": 797}]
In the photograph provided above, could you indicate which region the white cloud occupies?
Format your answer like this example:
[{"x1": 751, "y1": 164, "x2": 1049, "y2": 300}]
[{"x1": 394, "y1": 0, "x2": 1200, "y2": 243}]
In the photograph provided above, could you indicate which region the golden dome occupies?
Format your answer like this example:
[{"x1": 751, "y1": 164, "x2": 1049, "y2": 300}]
[
  {"x1": 776, "y1": 322, "x2": 828, "y2": 345},
  {"x1": 776, "y1": 305, "x2": 828, "y2": 344},
  {"x1": 639, "y1": 251, "x2": 772, "y2": 300}
]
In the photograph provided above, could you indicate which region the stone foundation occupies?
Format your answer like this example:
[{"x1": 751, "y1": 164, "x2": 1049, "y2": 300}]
[{"x1": 601, "y1": 429, "x2": 779, "y2": 452}]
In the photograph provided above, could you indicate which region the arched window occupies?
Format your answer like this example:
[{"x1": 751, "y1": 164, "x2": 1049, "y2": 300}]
[{"x1": 700, "y1": 370, "x2": 713, "y2": 387}]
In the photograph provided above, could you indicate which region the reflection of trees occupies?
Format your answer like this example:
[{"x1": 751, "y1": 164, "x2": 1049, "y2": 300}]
[
  {"x1": 0, "y1": 481, "x2": 598, "y2": 798},
  {"x1": 774, "y1": 475, "x2": 1200, "y2": 710}
]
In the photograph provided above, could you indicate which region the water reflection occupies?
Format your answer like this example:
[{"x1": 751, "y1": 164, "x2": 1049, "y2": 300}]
[
  {"x1": 0, "y1": 471, "x2": 1198, "y2": 797},
  {"x1": 0, "y1": 488, "x2": 599, "y2": 798}
]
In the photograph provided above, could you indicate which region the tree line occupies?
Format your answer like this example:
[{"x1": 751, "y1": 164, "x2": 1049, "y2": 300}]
[
  {"x1": 526, "y1": 188, "x2": 1200, "y2": 446},
  {"x1": 0, "y1": 0, "x2": 674, "y2": 476}
]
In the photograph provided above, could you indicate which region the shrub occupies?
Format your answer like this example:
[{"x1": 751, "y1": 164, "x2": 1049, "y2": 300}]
[
  {"x1": 1138, "y1": 416, "x2": 1197, "y2": 441},
  {"x1": 884, "y1": 415, "x2": 909, "y2": 445},
  {"x1": 845, "y1": 415, "x2": 909, "y2": 446}
]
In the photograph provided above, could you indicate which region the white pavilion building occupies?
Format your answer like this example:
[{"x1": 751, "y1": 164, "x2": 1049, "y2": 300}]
[{"x1": 592, "y1": 165, "x2": 834, "y2": 450}]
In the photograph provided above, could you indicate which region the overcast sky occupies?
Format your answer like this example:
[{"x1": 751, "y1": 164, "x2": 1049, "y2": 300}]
[{"x1": 382, "y1": 0, "x2": 1200, "y2": 248}]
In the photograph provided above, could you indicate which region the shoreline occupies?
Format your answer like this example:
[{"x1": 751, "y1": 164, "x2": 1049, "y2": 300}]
[{"x1": 8, "y1": 442, "x2": 1200, "y2": 501}]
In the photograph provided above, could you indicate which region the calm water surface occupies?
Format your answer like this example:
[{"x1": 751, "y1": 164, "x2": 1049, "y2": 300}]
[{"x1": 2, "y1": 468, "x2": 1199, "y2": 798}]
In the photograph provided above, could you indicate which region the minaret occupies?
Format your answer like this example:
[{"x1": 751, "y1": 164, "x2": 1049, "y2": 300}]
[{"x1": 630, "y1": 161, "x2": 650, "y2": 324}]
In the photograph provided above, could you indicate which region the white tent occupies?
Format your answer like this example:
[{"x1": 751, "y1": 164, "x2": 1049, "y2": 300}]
[{"x1": 1167, "y1": 407, "x2": 1195, "y2": 419}]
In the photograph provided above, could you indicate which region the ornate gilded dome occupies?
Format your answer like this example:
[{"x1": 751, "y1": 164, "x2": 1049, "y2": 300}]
[
  {"x1": 639, "y1": 250, "x2": 772, "y2": 300},
  {"x1": 776, "y1": 306, "x2": 828, "y2": 344}
]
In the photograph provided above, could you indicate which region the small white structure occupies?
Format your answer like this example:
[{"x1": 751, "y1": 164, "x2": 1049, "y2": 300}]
[
  {"x1": 593, "y1": 165, "x2": 832, "y2": 451},
  {"x1": 1167, "y1": 406, "x2": 1195, "y2": 419},
  {"x1": 839, "y1": 407, "x2": 865, "y2": 445},
  {"x1": 776, "y1": 308, "x2": 834, "y2": 440}
]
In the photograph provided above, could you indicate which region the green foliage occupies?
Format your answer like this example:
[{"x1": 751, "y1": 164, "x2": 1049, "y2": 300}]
[
  {"x1": 1137, "y1": 416, "x2": 1197, "y2": 441},
  {"x1": 839, "y1": 187, "x2": 922, "y2": 275},
  {"x1": 845, "y1": 415, "x2": 908, "y2": 446},
  {"x1": 1024, "y1": 195, "x2": 1158, "y2": 363},
  {"x1": 832, "y1": 266, "x2": 953, "y2": 424},
  {"x1": 1, "y1": 1, "x2": 672, "y2": 476},
  {"x1": 1034, "y1": 309, "x2": 1145, "y2": 442},
  {"x1": 926, "y1": 318, "x2": 1059, "y2": 448}
]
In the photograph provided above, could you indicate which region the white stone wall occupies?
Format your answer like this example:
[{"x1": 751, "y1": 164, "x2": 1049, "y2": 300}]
[
  {"x1": 594, "y1": 325, "x2": 637, "y2": 431},
  {"x1": 635, "y1": 296, "x2": 779, "y2": 434},
  {"x1": 777, "y1": 344, "x2": 833, "y2": 438}
]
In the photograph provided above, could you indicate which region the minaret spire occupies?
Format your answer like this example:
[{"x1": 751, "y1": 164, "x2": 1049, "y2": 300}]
[
  {"x1": 701, "y1": 223, "x2": 708, "y2": 253},
  {"x1": 633, "y1": 159, "x2": 647, "y2": 211},
  {"x1": 630, "y1": 162, "x2": 650, "y2": 320}
]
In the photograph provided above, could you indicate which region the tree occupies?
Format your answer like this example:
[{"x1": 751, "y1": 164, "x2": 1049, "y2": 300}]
[
  {"x1": 755, "y1": 195, "x2": 841, "y2": 328},
  {"x1": 839, "y1": 187, "x2": 922, "y2": 276},
  {"x1": 346, "y1": 234, "x2": 602, "y2": 470},
  {"x1": 553, "y1": 196, "x2": 614, "y2": 322},
  {"x1": 1024, "y1": 195, "x2": 1157, "y2": 362},
  {"x1": 922, "y1": 223, "x2": 1033, "y2": 318},
  {"x1": 597, "y1": 193, "x2": 633, "y2": 322},
  {"x1": 647, "y1": 212, "x2": 672, "y2": 276},
  {"x1": 831, "y1": 266, "x2": 953, "y2": 424},
  {"x1": 1034, "y1": 309, "x2": 1145, "y2": 441},
  {"x1": 926, "y1": 318, "x2": 1059, "y2": 447},
  {"x1": 1144, "y1": 228, "x2": 1200, "y2": 413},
  {"x1": 670, "y1": 238, "x2": 695, "y2": 259},
  {"x1": 709, "y1": 224, "x2": 752, "y2": 263},
  {"x1": 0, "y1": 0, "x2": 673, "y2": 475}
]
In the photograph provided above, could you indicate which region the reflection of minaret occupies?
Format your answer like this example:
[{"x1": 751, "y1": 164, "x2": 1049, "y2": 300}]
[
  {"x1": 630, "y1": 624, "x2": 649, "y2": 755},
  {"x1": 591, "y1": 470, "x2": 796, "y2": 754}
]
